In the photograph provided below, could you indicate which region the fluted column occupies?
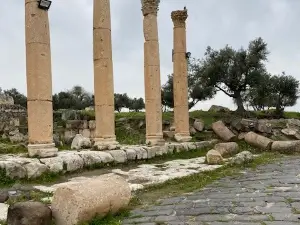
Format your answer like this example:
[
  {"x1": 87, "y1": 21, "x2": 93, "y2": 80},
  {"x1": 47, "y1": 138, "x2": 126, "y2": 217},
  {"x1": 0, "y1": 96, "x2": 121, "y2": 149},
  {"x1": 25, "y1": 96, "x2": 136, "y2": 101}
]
[
  {"x1": 93, "y1": 0, "x2": 118, "y2": 150},
  {"x1": 171, "y1": 9, "x2": 192, "y2": 142},
  {"x1": 25, "y1": 0, "x2": 58, "y2": 157},
  {"x1": 141, "y1": 0, "x2": 164, "y2": 146}
]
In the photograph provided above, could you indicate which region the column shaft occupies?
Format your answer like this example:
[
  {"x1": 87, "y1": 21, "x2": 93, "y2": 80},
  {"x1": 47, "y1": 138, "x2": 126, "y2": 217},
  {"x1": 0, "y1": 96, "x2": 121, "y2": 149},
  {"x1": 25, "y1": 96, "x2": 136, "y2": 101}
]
[
  {"x1": 142, "y1": 0, "x2": 164, "y2": 146},
  {"x1": 171, "y1": 9, "x2": 192, "y2": 142},
  {"x1": 25, "y1": 0, "x2": 57, "y2": 157},
  {"x1": 93, "y1": 0, "x2": 118, "y2": 150}
]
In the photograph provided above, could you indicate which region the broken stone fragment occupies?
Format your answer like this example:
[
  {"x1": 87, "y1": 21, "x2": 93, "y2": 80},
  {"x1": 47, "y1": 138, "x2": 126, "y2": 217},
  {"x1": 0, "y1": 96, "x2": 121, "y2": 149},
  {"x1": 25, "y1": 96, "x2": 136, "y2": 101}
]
[
  {"x1": 7, "y1": 201, "x2": 52, "y2": 225},
  {"x1": 244, "y1": 131, "x2": 273, "y2": 150},
  {"x1": 212, "y1": 121, "x2": 236, "y2": 141},
  {"x1": 206, "y1": 149, "x2": 223, "y2": 165},
  {"x1": 51, "y1": 174, "x2": 131, "y2": 225},
  {"x1": 214, "y1": 142, "x2": 238, "y2": 157}
]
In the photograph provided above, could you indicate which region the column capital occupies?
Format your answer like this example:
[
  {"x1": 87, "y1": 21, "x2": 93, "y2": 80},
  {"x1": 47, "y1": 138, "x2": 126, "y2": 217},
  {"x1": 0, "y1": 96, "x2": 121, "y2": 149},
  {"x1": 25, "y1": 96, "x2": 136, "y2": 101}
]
[
  {"x1": 141, "y1": 0, "x2": 160, "y2": 16},
  {"x1": 171, "y1": 9, "x2": 188, "y2": 27}
]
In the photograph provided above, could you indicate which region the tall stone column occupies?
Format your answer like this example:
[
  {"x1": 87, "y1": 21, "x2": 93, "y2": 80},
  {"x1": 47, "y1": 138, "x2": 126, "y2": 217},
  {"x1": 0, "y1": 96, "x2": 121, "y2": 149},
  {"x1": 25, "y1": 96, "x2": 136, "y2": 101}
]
[
  {"x1": 93, "y1": 0, "x2": 118, "y2": 150},
  {"x1": 141, "y1": 0, "x2": 164, "y2": 146},
  {"x1": 25, "y1": 0, "x2": 58, "y2": 157},
  {"x1": 171, "y1": 9, "x2": 192, "y2": 142}
]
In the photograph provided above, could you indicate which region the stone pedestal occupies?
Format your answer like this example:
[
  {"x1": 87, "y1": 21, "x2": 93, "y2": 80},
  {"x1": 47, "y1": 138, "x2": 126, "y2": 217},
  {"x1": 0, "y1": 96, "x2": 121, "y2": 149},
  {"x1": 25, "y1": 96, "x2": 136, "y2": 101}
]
[
  {"x1": 25, "y1": 0, "x2": 57, "y2": 157},
  {"x1": 93, "y1": 0, "x2": 118, "y2": 150},
  {"x1": 141, "y1": 0, "x2": 164, "y2": 146},
  {"x1": 171, "y1": 9, "x2": 192, "y2": 142}
]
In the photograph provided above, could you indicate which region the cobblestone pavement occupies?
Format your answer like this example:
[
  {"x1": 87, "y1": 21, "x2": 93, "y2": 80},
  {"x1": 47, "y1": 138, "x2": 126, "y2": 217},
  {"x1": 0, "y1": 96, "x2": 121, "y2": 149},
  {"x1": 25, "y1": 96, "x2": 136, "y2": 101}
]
[{"x1": 122, "y1": 156, "x2": 300, "y2": 225}]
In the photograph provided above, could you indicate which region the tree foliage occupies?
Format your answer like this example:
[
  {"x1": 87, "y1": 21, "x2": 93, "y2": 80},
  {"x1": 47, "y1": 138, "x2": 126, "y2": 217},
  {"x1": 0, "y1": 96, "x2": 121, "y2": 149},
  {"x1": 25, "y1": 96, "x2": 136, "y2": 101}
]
[
  {"x1": 198, "y1": 37, "x2": 269, "y2": 113},
  {"x1": 128, "y1": 98, "x2": 145, "y2": 112},
  {"x1": 3, "y1": 88, "x2": 27, "y2": 108},
  {"x1": 161, "y1": 58, "x2": 216, "y2": 110}
]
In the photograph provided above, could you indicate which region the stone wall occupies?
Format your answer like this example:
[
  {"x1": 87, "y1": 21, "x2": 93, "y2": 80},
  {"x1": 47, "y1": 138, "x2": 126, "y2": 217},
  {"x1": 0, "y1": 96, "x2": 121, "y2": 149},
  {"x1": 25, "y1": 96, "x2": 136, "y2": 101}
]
[
  {"x1": 0, "y1": 104, "x2": 27, "y2": 143},
  {"x1": 61, "y1": 120, "x2": 95, "y2": 144}
]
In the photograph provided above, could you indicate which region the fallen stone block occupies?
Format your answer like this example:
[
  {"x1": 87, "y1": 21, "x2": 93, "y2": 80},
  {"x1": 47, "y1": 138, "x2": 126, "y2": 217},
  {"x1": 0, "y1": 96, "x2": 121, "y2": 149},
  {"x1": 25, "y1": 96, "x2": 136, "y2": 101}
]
[
  {"x1": 230, "y1": 151, "x2": 254, "y2": 165},
  {"x1": 244, "y1": 131, "x2": 273, "y2": 150},
  {"x1": 51, "y1": 174, "x2": 131, "y2": 225},
  {"x1": 7, "y1": 201, "x2": 52, "y2": 225},
  {"x1": 212, "y1": 121, "x2": 236, "y2": 141},
  {"x1": 71, "y1": 134, "x2": 91, "y2": 150},
  {"x1": 214, "y1": 142, "x2": 238, "y2": 157},
  {"x1": 206, "y1": 149, "x2": 223, "y2": 165},
  {"x1": 271, "y1": 140, "x2": 300, "y2": 153}
]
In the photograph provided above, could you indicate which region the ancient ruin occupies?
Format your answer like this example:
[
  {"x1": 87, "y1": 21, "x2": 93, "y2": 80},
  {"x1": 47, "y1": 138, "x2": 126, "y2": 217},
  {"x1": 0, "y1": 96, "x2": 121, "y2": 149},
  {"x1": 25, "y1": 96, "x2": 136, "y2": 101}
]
[
  {"x1": 141, "y1": 0, "x2": 165, "y2": 146},
  {"x1": 93, "y1": 0, "x2": 119, "y2": 150},
  {"x1": 25, "y1": 0, "x2": 57, "y2": 157},
  {"x1": 171, "y1": 8, "x2": 192, "y2": 142}
]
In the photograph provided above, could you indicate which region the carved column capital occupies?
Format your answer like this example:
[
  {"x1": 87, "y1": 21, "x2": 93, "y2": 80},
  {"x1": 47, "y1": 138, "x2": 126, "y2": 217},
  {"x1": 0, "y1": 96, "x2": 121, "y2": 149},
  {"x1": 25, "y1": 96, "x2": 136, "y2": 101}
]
[
  {"x1": 171, "y1": 9, "x2": 188, "y2": 27},
  {"x1": 141, "y1": 0, "x2": 160, "y2": 16}
]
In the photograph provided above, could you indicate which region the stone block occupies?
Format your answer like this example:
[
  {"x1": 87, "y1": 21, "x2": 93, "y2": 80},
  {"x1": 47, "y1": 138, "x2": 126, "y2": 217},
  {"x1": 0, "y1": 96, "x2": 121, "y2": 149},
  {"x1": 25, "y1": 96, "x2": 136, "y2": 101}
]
[
  {"x1": 206, "y1": 149, "x2": 223, "y2": 165},
  {"x1": 59, "y1": 153, "x2": 84, "y2": 172},
  {"x1": 71, "y1": 134, "x2": 91, "y2": 150},
  {"x1": 51, "y1": 174, "x2": 131, "y2": 225},
  {"x1": 88, "y1": 120, "x2": 96, "y2": 129},
  {"x1": 214, "y1": 142, "x2": 239, "y2": 157},
  {"x1": 212, "y1": 121, "x2": 236, "y2": 141},
  {"x1": 124, "y1": 148, "x2": 137, "y2": 160},
  {"x1": 107, "y1": 150, "x2": 127, "y2": 163},
  {"x1": 40, "y1": 157, "x2": 63, "y2": 173},
  {"x1": 7, "y1": 201, "x2": 52, "y2": 225},
  {"x1": 244, "y1": 131, "x2": 273, "y2": 150},
  {"x1": 24, "y1": 162, "x2": 48, "y2": 179},
  {"x1": 134, "y1": 147, "x2": 148, "y2": 159},
  {"x1": 79, "y1": 128, "x2": 91, "y2": 138}
]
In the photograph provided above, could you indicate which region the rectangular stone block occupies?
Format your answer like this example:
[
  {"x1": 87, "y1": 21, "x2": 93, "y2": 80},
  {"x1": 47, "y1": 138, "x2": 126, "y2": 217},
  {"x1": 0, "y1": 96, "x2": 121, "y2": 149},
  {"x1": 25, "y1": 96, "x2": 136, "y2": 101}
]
[
  {"x1": 93, "y1": 29, "x2": 112, "y2": 60},
  {"x1": 27, "y1": 100, "x2": 53, "y2": 144},
  {"x1": 144, "y1": 99, "x2": 163, "y2": 136},
  {"x1": 94, "y1": 59, "x2": 114, "y2": 106},
  {"x1": 144, "y1": 41, "x2": 160, "y2": 66},
  {"x1": 94, "y1": 105, "x2": 115, "y2": 138},
  {"x1": 173, "y1": 27, "x2": 186, "y2": 53},
  {"x1": 26, "y1": 43, "x2": 52, "y2": 101},
  {"x1": 93, "y1": 0, "x2": 111, "y2": 29},
  {"x1": 25, "y1": 1, "x2": 50, "y2": 44},
  {"x1": 143, "y1": 14, "x2": 158, "y2": 41}
]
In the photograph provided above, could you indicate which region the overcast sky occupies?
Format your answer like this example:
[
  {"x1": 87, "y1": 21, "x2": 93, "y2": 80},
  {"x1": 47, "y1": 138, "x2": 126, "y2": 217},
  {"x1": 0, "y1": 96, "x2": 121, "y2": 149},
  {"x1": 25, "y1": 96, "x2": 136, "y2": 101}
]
[{"x1": 1, "y1": 0, "x2": 299, "y2": 111}]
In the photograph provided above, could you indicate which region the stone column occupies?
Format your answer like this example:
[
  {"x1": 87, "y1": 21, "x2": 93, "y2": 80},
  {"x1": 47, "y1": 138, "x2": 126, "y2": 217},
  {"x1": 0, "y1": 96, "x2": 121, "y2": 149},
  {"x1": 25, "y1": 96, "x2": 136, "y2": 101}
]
[
  {"x1": 93, "y1": 0, "x2": 118, "y2": 150},
  {"x1": 141, "y1": 0, "x2": 164, "y2": 146},
  {"x1": 171, "y1": 9, "x2": 192, "y2": 142},
  {"x1": 25, "y1": 0, "x2": 58, "y2": 157}
]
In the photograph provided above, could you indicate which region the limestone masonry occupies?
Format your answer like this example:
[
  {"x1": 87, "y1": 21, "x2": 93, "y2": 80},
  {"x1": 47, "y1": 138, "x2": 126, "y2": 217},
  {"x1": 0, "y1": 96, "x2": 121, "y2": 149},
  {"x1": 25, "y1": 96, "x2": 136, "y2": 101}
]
[{"x1": 21, "y1": 0, "x2": 193, "y2": 157}]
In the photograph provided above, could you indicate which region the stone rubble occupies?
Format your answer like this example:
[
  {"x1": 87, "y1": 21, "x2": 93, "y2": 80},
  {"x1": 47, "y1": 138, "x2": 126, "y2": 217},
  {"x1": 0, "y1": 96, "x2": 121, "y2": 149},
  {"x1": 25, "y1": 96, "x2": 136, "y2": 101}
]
[
  {"x1": 34, "y1": 155, "x2": 223, "y2": 194},
  {"x1": 0, "y1": 140, "x2": 218, "y2": 180}
]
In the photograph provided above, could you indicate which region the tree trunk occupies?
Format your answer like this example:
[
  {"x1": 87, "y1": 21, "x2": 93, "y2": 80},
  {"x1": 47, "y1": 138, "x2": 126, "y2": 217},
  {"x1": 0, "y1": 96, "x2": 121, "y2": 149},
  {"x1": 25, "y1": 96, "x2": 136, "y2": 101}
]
[{"x1": 234, "y1": 92, "x2": 245, "y2": 114}]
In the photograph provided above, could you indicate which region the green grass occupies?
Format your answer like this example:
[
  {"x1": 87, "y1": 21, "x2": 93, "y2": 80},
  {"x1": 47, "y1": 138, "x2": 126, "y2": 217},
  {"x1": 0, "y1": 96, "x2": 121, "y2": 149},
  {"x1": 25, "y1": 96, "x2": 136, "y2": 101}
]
[{"x1": 0, "y1": 138, "x2": 27, "y2": 154}]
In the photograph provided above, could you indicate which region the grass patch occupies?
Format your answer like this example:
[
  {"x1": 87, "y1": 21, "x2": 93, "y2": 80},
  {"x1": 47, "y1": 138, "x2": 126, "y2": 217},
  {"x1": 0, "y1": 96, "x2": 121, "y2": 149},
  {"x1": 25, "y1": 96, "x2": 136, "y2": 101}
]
[
  {"x1": 0, "y1": 138, "x2": 27, "y2": 154},
  {"x1": 6, "y1": 190, "x2": 52, "y2": 205}
]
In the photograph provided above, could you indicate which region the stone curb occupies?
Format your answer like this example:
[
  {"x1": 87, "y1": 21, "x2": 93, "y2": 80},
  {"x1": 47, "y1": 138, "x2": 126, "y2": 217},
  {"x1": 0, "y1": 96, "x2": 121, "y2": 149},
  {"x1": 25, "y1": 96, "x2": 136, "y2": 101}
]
[{"x1": 0, "y1": 140, "x2": 218, "y2": 180}]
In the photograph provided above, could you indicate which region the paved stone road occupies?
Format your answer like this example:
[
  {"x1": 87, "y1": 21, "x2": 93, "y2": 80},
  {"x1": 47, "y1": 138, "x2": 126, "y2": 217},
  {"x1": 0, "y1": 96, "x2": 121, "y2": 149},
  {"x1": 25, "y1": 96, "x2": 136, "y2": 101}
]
[{"x1": 122, "y1": 156, "x2": 300, "y2": 225}]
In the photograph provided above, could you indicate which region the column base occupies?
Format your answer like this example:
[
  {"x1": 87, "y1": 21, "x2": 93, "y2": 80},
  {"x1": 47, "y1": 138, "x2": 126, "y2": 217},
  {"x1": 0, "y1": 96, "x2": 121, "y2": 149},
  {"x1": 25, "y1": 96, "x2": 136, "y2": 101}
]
[
  {"x1": 146, "y1": 135, "x2": 165, "y2": 146},
  {"x1": 28, "y1": 143, "x2": 58, "y2": 158},
  {"x1": 174, "y1": 133, "x2": 192, "y2": 142},
  {"x1": 93, "y1": 137, "x2": 120, "y2": 150}
]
